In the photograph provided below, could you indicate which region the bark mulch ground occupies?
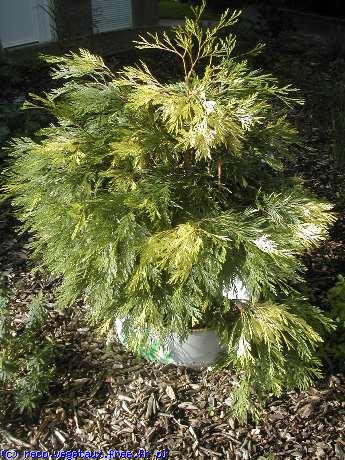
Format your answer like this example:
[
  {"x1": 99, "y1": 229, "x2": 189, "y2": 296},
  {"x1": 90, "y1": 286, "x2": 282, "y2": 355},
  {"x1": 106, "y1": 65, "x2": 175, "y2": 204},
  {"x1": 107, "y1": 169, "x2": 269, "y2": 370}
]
[
  {"x1": 1, "y1": 22, "x2": 345, "y2": 460},
  {"x1": 0, "y1": 269, "x2": 344, "y2": 459}
]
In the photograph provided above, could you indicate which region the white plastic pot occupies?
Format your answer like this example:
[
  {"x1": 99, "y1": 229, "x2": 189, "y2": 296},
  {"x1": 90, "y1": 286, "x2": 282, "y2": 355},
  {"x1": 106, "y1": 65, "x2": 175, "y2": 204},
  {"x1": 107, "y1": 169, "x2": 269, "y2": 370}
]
[
  {"x1": 167, "y1": 329, "x2": 224, "y2": 368},
  {"x1": 115, "y1": 322, "x2": 223, "y2": 368},
  {"x1": 115, "y1": 276, "x2": 250, "y2": 368}
]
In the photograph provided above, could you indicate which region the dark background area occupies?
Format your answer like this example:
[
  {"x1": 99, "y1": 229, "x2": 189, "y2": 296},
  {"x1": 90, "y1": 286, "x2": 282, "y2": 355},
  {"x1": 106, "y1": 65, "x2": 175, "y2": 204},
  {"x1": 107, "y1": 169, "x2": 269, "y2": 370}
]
[{"x1": 180, "y1": 0, "x2": 345, "y2": 18}]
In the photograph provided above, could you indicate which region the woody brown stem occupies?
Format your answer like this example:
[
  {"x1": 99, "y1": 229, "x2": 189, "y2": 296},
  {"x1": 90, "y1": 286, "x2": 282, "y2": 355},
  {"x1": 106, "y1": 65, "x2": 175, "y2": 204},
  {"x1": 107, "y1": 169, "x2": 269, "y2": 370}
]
[
  {"x1": 234, "y1": 301, "x2": 245, "y2": 318},
  {"x1": 207, "y1": 159, "x2": 211, "y2": 174},
  {"x1": 184, "y1": 149, "x2": 194, "y2": 169},
  {"x1": 217, "y1": 159, "x2": 223, "y2": 185}
]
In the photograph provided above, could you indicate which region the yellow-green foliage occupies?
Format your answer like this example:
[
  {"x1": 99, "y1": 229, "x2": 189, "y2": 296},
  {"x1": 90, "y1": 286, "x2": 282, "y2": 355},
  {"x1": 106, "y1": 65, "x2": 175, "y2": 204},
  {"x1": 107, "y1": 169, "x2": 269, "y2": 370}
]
[{"x1": 4, "y1": 2, "x2": 335, "y2": 420}]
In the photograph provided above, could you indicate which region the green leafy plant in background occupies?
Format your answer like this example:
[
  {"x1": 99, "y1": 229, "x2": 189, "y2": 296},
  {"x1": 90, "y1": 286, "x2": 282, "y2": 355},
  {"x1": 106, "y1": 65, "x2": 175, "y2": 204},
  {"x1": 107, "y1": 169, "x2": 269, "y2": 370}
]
[
  {"x1": 4, "y1": 2, "x2": 336, "y2": 420},
  {"x1": 328, "y1": 275, "x2": 345, "y2": 326},
  {"x1": 0, "y1": 287, "x2": 55, "y2": 415},
  {"x1": 323, "y1": 275, "x2": 345, "y2": 372}
]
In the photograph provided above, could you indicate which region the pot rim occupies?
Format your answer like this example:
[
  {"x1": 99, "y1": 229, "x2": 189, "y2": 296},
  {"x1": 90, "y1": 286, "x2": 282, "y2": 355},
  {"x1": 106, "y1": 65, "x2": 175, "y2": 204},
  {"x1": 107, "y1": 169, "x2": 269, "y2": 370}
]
[{"x1": 187, "y1": 327, "x2": 218, "y2": 334}]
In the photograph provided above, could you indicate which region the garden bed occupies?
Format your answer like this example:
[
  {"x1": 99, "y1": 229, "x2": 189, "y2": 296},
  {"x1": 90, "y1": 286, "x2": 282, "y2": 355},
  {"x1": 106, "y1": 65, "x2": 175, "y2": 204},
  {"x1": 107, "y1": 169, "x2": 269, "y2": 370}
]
[
  {"x1": 159, "y1": 0, "x2": 217, "y2": 19},
  {"x1": 1, "y1": 16, "x2": 345, "y2": 460},
  {"x1": 0, "y1": 272, "x2": 344, "y2": 458}
]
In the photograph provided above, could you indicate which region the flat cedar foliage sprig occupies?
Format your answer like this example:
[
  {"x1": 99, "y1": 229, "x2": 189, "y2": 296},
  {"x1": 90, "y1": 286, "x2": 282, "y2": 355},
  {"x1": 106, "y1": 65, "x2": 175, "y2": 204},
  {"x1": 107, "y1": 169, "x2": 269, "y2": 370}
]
[{"x1": 3, "y1": 1, "x2": 336, "y2": 419}]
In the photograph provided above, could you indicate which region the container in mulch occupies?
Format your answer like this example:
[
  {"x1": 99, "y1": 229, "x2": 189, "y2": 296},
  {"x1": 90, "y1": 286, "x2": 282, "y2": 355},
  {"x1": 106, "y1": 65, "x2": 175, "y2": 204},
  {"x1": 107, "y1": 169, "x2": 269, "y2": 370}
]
[{"x1": 115, "y1": 276, "x2": 250, "y2": 368}]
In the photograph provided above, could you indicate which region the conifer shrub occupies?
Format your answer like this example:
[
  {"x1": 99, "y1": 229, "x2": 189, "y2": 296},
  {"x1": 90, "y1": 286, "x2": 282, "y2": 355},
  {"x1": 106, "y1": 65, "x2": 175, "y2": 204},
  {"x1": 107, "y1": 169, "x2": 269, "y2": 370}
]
[{"x1": 4, "y1": 3, "x2": 336, "y2": 419}]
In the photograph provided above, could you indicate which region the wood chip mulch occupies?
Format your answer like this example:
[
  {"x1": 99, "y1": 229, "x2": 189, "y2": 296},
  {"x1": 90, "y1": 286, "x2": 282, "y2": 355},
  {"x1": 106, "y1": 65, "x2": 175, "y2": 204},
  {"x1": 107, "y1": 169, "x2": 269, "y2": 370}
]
[
  {"x1": 1, "y1": 27, "x2": 345, "y2": 460},
  {"x1": 0, "y1": 271, "x2": 343, "y2": 460}
]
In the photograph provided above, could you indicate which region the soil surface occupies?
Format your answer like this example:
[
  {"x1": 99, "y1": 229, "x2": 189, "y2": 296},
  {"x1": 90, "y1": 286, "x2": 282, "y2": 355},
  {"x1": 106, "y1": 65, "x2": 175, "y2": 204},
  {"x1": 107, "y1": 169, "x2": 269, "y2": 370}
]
[{"x1": 1, "y1": 17, "x2": 345, "y2": 460}]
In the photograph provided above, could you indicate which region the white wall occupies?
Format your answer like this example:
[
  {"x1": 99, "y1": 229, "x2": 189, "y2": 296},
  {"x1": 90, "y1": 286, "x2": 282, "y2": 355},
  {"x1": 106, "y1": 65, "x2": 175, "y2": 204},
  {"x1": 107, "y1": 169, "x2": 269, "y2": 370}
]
[{"x1": 0, "y1": 0, "x2": 55, "y2": 48}]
